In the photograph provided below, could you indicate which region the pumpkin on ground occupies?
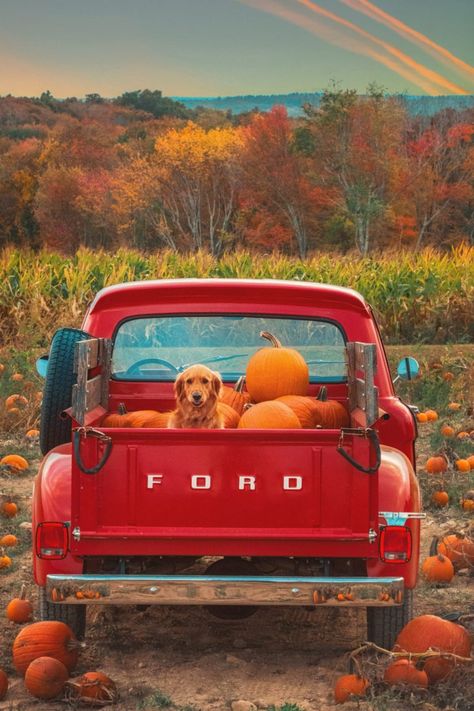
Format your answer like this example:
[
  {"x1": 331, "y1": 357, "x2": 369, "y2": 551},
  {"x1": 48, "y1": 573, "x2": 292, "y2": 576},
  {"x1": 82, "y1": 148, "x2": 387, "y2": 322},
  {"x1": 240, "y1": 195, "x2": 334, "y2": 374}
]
[
  {"x1": 334, "y1": 674, "x2": 369, "y2": 703},
  {"x1": 13, "y1": 621, "x2": 82, "y2": 674},
  {"x1": 0, "y1": 454, "x2": 29, "y2": 472},
  {"x1": 421, "y1": 553, "x2": 454, "y2": 583},
  {"x1": 0, "y1": 552, "x2": 12, "y2": 569},
  {"x1": 456, "y1": 459, "x2": 471, "y2": 472},
  {"x1": 245, "y1": 331, "x2": 309, "y2": 402},
  {"x1": 394, "y1": 614, "x2": 472, "y2": 684},
  {"x1": 1, "y1": 502, "x2": 18, "y2": 518},
  {"x1": 24, "y1": 656, "x2": 69, "y2": 700},
  {"x1": 425, "y1": 409, "x2": 438, "y2": 421},
  {"x1": 67, "y1": 671, "x2": 117, "y2": 704},
  {"x1": 0, "y1": 534, "x2": 17, "y2": 547},
  {"x1": 383, "y1": 659, "x2": 428, "y2": 687},
  {"x1": 25, "y1": 429, "x2": 40, "y2": 441},
  {"x1": 6, "y1": 585, "x2": 33, "y2": 624},
  {"x1": 425, "y1": 456, "x2": 448, "y2": 474},
  {"x1": 436, "y1": 533, "x2": 474, "y2": 570},
  {"x1": 440, "y1": 424, "x2": 455, "y2": 437},
  {"x1": 5, "y1": 394, "x2": 28, "y2": 410},
  {"x1": 238, "y1": 401, "x2": 302, "y2": 430},
  {"x1": 431, "y1": 490, "x2": 449, "y2": 507},
  {"x1": 0, "y1": 669, "x2": 8, "y2": 700},
  {"x1": 219, "y1": 376, "x2": 251, "y2": 415}
]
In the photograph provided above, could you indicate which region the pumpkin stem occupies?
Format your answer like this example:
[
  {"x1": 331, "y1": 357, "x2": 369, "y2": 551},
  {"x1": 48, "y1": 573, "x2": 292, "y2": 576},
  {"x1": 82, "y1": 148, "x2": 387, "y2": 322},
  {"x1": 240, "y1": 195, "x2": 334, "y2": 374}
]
[
  {"x1": 67, "y1": 639, "x2": 87, "y2": 651},
  {"x1": 260, "y1": 331, "x2": 282, "y2": 348},
  {"x1": 234, "y1": 376, "x2": 246, "y2": 393},
  {"x1": 117, "y1": 402, "x2": 127, "y2": 415},
  {"x1": 429, "y1": 536, "x2": 439, "y2": 557},
  {"x1": 317, "y1": 386, "x2": 328, "y2": 402},
  {"x1": 19, "y1": 583, "x2": 27, "y2": 600}
]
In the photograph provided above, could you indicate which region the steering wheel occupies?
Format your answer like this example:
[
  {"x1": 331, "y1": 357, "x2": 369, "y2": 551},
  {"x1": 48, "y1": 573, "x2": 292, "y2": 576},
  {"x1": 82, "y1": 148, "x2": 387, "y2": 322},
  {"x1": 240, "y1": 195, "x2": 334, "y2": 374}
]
[{"x1": 125, "y1": 357, "x2": 179, "y2": 376}]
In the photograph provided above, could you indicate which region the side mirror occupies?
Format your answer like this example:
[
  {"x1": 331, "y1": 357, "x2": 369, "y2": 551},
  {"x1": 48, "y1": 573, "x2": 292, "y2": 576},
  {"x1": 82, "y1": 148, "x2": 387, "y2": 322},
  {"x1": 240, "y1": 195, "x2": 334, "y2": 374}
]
[
  {"x1": 36, "y1": 355, "x2": 49, "y2": 378},
  {"x1": 395, "y1": 356, "x2": 420, "y2": 382}
]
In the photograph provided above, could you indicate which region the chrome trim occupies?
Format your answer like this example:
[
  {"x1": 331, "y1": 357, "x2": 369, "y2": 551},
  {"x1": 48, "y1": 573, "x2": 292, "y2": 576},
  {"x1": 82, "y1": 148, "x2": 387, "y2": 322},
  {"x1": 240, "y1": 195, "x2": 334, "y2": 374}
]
[
  {"x1": 46, "y1": 574, "x2": 405, "y2": 607},
  {"x1": 379, "y1": 512, "x2": 426, "y2": 526}
]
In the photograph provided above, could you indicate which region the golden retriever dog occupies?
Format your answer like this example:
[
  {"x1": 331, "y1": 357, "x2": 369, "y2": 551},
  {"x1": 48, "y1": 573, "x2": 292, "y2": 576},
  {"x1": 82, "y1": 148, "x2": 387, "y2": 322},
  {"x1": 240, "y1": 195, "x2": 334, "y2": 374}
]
[{"x1": 168, "y1": 364, "x2": 224, "y2": 429}]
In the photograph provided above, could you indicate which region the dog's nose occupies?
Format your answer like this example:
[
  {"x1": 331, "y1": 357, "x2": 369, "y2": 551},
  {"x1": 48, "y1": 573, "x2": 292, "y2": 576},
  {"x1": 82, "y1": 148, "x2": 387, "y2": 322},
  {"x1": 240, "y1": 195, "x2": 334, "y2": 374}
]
[{"x1": 192, "y1": 391, "x2": 202, "y2": 403}]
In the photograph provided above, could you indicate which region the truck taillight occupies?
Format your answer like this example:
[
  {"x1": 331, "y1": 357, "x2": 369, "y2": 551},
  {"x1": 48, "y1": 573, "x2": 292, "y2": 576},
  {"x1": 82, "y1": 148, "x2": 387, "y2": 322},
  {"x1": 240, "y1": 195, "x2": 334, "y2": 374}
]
[
  {"x1": 36, "y1": 522, "x2": 68, "y2": 559},
  {"x1": 379, "y1": 525, "x2": 412, "y2": 563}
]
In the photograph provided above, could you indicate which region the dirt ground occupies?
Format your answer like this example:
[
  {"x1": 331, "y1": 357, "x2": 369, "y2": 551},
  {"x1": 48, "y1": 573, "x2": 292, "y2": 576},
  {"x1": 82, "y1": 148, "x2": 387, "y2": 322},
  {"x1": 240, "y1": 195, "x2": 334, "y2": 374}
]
[{"x1": 0, "y1": 421, "x2": 473, "y2": 711}]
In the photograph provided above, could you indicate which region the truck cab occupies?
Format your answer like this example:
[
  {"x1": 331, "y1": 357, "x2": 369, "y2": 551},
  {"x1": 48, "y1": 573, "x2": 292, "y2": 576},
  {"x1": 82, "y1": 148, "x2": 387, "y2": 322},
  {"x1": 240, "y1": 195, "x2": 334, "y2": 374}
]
[{"x1": 33, "y1": 279, "x2": 422, "y2": 647}]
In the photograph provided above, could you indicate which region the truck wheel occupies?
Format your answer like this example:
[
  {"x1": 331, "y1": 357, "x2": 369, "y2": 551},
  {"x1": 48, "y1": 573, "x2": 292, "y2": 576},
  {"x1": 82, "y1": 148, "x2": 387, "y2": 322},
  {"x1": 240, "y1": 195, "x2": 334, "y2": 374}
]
[
  {"x1": 38, "y1": 587, "x2": 86, "y2": 640},
  {"x1": 39, "y1": 327, "x2": 89, "y2": 455},
  {"x1": 366, "y1": 589, "x2": 413, "y2": 649}
]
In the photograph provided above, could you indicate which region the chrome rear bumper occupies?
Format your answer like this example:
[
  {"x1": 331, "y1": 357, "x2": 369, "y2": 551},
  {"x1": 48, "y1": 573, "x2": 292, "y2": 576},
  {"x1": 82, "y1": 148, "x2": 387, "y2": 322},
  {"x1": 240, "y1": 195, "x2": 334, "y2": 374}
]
[{"x1": 46, "y1": 574, "x2": 405, "y2": 607}]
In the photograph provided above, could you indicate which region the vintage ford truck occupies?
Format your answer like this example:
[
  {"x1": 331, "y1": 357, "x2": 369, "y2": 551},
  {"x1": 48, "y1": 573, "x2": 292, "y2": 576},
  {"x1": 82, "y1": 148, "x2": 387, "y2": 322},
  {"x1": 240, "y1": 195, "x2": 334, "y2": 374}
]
[{"x1": 33, "y1": 278, "x2": 423, "y2": 646}]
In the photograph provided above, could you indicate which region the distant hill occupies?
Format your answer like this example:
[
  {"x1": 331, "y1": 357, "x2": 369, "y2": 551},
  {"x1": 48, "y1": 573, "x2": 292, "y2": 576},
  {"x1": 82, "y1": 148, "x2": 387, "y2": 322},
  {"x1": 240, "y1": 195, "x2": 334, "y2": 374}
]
[{"x1": 175, "y1": 92, "x2": 474, "y2": 117}]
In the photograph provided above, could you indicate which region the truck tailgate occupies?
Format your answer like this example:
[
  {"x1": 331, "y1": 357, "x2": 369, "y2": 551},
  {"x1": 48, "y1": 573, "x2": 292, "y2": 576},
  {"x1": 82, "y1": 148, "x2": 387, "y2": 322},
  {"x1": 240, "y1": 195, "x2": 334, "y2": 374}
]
[{"x1": 70, "y1": 428, "x2": 379, "y2": 557}]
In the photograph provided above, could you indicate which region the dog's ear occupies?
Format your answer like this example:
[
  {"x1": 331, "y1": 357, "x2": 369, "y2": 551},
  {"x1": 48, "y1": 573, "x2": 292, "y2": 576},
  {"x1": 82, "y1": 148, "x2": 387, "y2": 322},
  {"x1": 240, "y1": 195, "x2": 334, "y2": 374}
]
[
  {"x1": 211, "y1": 370, "x2": 223, "y2": 398},
  {"x1": 174, "y1": 372, "x2": 186, "y2": 401}
]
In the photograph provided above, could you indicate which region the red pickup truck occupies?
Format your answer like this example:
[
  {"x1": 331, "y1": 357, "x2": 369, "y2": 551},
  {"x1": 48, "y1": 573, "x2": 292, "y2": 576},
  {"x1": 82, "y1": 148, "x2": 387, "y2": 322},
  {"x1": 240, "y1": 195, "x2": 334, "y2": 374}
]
[{"x1": 33, "y1": 279, "x2": 423, "y2": 648}]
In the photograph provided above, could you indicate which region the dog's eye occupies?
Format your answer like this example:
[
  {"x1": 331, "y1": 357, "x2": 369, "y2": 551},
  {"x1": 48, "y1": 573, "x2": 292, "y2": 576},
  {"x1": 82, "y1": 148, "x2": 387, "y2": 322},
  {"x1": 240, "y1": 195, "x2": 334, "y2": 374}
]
[
  {"x1": 186, "y1": 378, "x2": 193, "y2": 385},
  {"x1": 201, "y1": 378, "x2": 209, "y2": 385}
]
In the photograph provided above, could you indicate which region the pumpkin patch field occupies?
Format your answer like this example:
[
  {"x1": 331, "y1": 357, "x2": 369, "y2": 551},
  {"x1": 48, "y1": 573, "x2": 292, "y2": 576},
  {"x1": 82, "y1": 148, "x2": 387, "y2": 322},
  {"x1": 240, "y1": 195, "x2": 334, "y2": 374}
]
[{"x1": 0, "y1": 343, "x2": 473, "y2": 710}]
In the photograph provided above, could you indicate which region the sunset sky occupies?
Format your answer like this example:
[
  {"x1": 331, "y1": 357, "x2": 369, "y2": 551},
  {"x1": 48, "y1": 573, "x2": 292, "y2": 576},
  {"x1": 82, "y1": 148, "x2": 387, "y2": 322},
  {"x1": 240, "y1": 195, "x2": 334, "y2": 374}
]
[{"x1": 1, "y1": 0, "x2": 473, "y2": 98}]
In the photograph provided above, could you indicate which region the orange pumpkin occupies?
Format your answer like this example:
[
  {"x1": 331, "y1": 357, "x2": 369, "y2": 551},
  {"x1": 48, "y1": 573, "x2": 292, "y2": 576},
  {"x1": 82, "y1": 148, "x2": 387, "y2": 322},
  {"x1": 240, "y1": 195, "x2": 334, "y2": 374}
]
[
  {"x1": 11, "y1": 373, "x2": 23, "y2": 382},
  {"x1": 0, "y1": 552, "x2": 12, "y2": 569},
  {"x1": 461, "y1": 497, "x2": 474, "y2": 512},
  {"x1": 217, "y1": 402, "x2": 240, "y2": 428},
  {"x1": 440, "y1": 424, "x2": 455, "y2": 437},
  {"x1": 425, "y1": 409, "x2": 438, "y2": 421},
  {"x1": 416, "y1": 412, "x2": 428, "y2": 423},
  {"x1": 431, "y1": 490, "x2": 449, "y2": 507},
  {"x1": 436, "y1": 533, "x2": 474, "y2": 570},
  {"x1": 334, "y1": 674, "x2": 369, "y2": 703},
  {"x1": 394, "y1": 615, "x2": 471, "y2": 684},
  {"x1": 421, "y1": 553, "x2": 454, "y2": 583},
  {"x1": 0, "y1": 534, "x2": 18, "y2": 547},
  {"x1": 67, "y1": 671, "x2": 117, "y2": 704},
  {"x1": 0, "y1": 669, "x2": 8, "y2": 700},
  {"x1": 457, "y1": 431, "x2": 470, "y2": 440},
  {"x1": 442, "y1": 371, "x2": 454, "y2": 381},
  {"x1": 25, "y1": 429, "x2": 40, "y2": 440},
  {"x1": 1, "y1": 502, "x2": 18, "y2": 518},
  {"x1": 238, "y1": 401, "x2": 302, "y2": 430},
  {"x1": 456, "y1": 459, "x2": 470, "y2": 472},
  {"x1": 275, "y1": 395, "x2": 320, "y2": 428},
  {"x1": 245, "y1": 331, "x2": 309, "y2": 402},
  {"x1": 127, "y1": 410, "x2": 164, "y2": 428},
  {"x1": 13, "y1": 621, "x2": 82, "y2": 674},
  {"x1": 220, "y1": 376, "x2": 251, "y2": 415},
  {"x1": 311, "y1": 387, "x2": 350, "y2": 429},
  {"x1": 6, "y1": 585, "x2": 33, "y2": 624},
  {"x1": 139, "y1": 411, "x2": 171, "y2": 428},
  {"x1": 448, "y1": 402, "x2": 461, "y2": 411},
  {"x1": 4, "y1": 394, "x2": 28, "y2": 410},
  {"x1": 383, "y1": 659, "x2": 428, "y2": 687},
  {"x1": 24, "y1": 656, "x2": 69, "y2": 700},
  {"x1": 0, "y1": 454, "x2": 29, "y2": 471},
  {"x1": 425, "y1": 456, "x2": 448, "y2": 474},
  {"x1": 101, "y1": 403, "x2": 130, "y2": 428},
  {"x1": 468, "y1": 455, "x2": 474, "y2": 469}
]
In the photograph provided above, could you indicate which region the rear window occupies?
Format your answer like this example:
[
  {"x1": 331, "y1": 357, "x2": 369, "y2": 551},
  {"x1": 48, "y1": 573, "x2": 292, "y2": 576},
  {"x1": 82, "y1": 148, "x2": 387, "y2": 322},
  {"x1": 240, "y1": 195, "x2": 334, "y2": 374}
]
[{"x1": 112, "y1": 315, "x2": 347, "y2": 383}]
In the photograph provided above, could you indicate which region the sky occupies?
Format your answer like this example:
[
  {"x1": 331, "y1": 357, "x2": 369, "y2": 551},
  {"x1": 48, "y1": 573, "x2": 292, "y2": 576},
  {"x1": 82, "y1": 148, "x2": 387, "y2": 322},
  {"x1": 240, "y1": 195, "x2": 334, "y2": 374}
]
[{"x1": 1, "y1": 0, "x2": 473, "y2": 98}]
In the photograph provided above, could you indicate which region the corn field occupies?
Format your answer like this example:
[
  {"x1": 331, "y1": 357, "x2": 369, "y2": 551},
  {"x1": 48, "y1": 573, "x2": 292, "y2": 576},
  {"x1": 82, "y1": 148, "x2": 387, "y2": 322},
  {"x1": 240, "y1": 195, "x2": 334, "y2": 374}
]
[{"x1": 0, "y1": 245, "x2": 473, "y2": 347}]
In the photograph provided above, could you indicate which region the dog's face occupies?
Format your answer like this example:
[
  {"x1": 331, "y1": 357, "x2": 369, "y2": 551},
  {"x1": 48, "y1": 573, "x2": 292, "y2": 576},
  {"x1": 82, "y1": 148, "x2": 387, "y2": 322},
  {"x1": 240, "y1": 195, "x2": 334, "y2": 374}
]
[{"x1": 174, "y1": 365, "x2": 222, "y2": 411}]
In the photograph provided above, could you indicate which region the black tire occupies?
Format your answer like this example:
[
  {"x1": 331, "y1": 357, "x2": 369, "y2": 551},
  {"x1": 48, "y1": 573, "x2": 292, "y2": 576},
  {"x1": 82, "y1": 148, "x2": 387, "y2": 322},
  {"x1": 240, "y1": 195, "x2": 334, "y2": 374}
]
[
  {"x1": 367, "y1": 588, "x2": 413, "y2": 649},
  {"x1": 38, "y1": 587, "x2": 86, "y2": 640},
  {"x1": 39, "y1": 327, "x2": 89, "y2": 455}
]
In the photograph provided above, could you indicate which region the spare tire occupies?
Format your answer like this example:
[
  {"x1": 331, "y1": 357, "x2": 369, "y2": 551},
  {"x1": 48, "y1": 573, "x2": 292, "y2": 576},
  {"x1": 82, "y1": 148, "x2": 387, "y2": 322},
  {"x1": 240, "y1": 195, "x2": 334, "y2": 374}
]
[{"x1": 39, "y1": 328, "x2": 90, "y2": 455}]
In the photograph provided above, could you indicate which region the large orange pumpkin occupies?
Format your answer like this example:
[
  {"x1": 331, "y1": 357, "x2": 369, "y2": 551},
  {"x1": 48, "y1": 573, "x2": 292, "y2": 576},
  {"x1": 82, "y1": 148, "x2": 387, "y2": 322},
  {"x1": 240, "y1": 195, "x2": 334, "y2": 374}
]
[
  {"x1": 13, "y1": 621, "x2": 82, "y2": 675},
  {"x1": 394, "y1": 614, "x2": 471, "y2": 684},
  {"x1": 383, "y1": 659, "x2": 428, "y2": 687},
  {"x1": 245, "y1": 331, "x2": 309, "y2": 402},
  {"x1": 127, "y1": 410, "x2": 164, "y2": 428},
  {"x1": 217, "y1": 402, "x2": 240, "y2": 428},
  {"x1": 220, "y1": 376, "x2": 251, "y2": 415},
  {"x1": 138, "y1": 411, "x2": 171, "y2": 428},
  {"x1": 24, "y1": 656, "x2": 69, "y2": 700},
  {"x1": 238, "y1": 401, "x2": 302, "y2": 430},
  {"x1": 275, "y1": 395, "x2": 320, "y2": 428},
  {"x1": 0, "y1": 454, "x2": 29, "y2": 471},
  {"x1": 425, "y1": 456, "x2": 448, "y2": 474},
  {"x1": 311, "y1": 387, "x2": 350, "y2": 429},
  {"x1": 101, "y1": 403, "x2": 130, "y2": 428}
]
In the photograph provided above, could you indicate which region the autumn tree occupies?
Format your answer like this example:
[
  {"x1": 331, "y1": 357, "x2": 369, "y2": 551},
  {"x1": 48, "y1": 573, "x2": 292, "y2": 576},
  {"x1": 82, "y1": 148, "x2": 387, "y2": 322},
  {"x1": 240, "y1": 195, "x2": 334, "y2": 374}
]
[
  {"x1": 240, "y1": 106, "x2": 314, "y2": 257},
  {"x1": 304, "y1": 86, "x2": 409, "y2": 255},
  {"x1": 153, "y1": 122, "x2": 243, "y2": 255}
]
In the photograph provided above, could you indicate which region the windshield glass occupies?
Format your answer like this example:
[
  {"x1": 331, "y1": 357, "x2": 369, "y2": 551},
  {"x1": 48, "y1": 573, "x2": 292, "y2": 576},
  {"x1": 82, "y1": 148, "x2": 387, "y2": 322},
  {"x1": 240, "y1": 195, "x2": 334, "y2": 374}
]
[{"x1": 112, "y1": 315, "x2": 347, "y2": 382}]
